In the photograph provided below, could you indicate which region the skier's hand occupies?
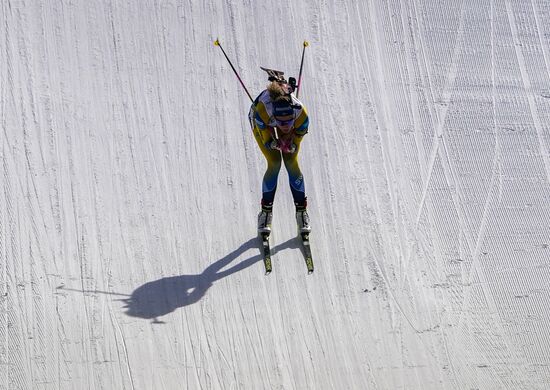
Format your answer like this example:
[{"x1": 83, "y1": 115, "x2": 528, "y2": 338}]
[
  {"x1": 265, "y1": 139, "x2": 281, "y2": 151},
  {"x1": 285, "y1": 143, "x2": 297, "y2": 154},
  {"x1": 278, "y1": 138, "x2": 296, "y2": 154}
]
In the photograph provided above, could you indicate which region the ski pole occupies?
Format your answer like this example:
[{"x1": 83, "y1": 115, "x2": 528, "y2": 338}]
[
  {"x1": 214, "y1": 38, "x2": 253, "y2": 102},
  {"x1": 296, "y1": 40, "x2": 309, "y2": 98}
]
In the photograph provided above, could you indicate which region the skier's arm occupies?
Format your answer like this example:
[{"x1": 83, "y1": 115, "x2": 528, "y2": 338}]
[
  {"x1": 250, "y1": 101, "x2": 277, "y2": 147},
  {"x1": 293, "y1": 107, "x2": 309, "y2": 137},
  {"x1": 252, "y1": 101, "x2": 271, "y2": 130},
  {"x1": 262, "y1": 126, "x2": 281, "y2": 150}
]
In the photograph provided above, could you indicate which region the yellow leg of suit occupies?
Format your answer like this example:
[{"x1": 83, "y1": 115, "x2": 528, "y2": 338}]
[{"x1": 252, "y1": 124, "x2": 306, "y2": 205}]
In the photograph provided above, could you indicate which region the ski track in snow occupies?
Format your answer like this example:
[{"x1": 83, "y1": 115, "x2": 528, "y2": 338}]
[{"x1": 1, "y1": 1, "x2": 550, "y2": 389}]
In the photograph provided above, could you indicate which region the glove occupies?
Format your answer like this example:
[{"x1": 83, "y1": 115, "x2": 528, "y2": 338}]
[
  {"x1": 282, "y1": 143, "x2": 296, "y2": 154},
  {"x1": 265, "y1": 139, "x2": 280, "y2": 151},
  {"x1": 279, "y1": 138, "x2": 296, "y2": 154}
]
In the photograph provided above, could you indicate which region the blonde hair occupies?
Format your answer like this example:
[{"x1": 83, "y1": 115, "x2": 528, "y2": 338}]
[{"x1": 267, "y1": 81, "x2": 290, "y2": 102}]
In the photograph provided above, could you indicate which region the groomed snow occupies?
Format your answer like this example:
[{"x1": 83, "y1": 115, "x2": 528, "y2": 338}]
[{"x1": 2, "y1": 1, "x2": 550, "y2": 389}]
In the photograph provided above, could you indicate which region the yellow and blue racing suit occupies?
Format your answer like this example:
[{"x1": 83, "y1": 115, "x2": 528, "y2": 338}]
[{"x1": 248, "y1": 90, "x2": 309, "y2": 206}]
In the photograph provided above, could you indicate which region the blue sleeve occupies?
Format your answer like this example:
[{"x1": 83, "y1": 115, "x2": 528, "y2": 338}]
[
  {"x1": 295, "y1": 116, "x2": 309, "y2": 135},
  {"x1": 254, "y1": 111, "x2": 267, "y2": 129}
]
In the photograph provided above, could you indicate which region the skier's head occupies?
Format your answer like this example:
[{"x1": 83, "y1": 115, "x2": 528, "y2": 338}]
[
  {"x1": 272, "y1": 98, "x2": 295, "y2": 134},
  {"x1": 267, "y1": 80, "x2": 290, "y2": 100}
]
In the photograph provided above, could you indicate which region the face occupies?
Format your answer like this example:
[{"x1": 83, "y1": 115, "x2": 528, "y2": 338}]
[{"x1": 275, "y1": 114, "x2": 295, "y2": 133}]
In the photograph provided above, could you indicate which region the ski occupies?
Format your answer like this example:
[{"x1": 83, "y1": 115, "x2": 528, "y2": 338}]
[
  {"x1": 301, "y1": 233, "x2": 314, "y2": 274},
  {"x1": 260, "y1": 233, "x2": 272, "y2": 275}
]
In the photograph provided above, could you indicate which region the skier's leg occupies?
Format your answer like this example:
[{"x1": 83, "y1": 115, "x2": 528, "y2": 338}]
[
  {"x1": 252, "y1": 125, "x2": 282, "y2": 203},
  {"x1": 282, "y1": 137, "x2": 306, "y2": 206},
  {"x1": 283, "y1": 138, "x2": 311, "y2": 233}
]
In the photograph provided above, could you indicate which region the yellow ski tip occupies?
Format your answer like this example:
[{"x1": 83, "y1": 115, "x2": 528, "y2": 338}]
[
  {"x1": 303, "y1": 40, "x2": 309, "y2": 47},
  {"x1": 214, "y1": 38, "x2": 220, "y2": 46}
]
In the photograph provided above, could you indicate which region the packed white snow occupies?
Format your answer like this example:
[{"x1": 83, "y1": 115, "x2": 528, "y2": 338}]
[{"x1": 1, "y1": 1, "x2": 550, "y2": 389}]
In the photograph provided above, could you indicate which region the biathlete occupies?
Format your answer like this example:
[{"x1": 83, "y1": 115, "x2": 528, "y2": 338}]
[{"x1": 249, "y1": 74, "x2": 311, "y2": 235}]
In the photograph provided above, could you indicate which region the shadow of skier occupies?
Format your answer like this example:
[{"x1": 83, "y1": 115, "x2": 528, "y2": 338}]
[{"x1": 123, "y1": 236, "x2": 301, "y2": 321}]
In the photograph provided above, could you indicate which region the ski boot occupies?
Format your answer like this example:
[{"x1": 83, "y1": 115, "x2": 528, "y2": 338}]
[
  {"x1": 295, "y1": 202, "x2": 311, "y2": 234},
  {"x1": 257, "y1": 202, "x2": 273, "y2": 234}
]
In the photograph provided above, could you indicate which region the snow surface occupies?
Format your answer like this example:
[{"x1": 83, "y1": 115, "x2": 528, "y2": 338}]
[{"x1": 2, "y1": 1, "x2": 550, "y2": 389}]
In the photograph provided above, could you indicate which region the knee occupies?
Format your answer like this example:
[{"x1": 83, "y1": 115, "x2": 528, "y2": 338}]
[
  {"x1": 283, "y1": 155, "x2": 299, "y2": 172},
  {"x1": 267, "y1": 153, "x2": 282, "y2": 169},
  {"x1": 267, "y1": 159, "x2": 282, "y2": 174}
]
